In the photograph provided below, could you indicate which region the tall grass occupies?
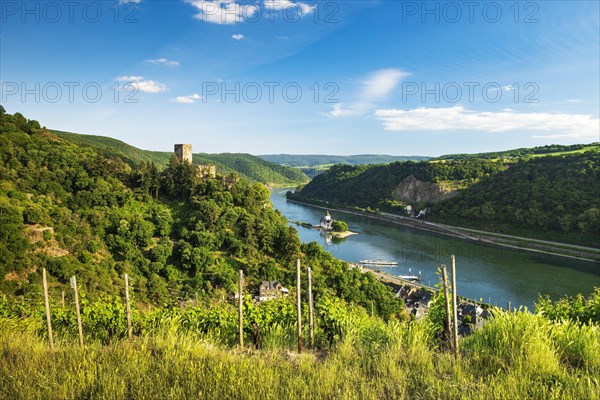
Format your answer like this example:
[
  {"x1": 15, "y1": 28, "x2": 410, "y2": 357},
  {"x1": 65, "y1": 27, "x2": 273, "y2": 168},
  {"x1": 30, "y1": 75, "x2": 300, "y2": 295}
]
[{"x1": 1, "y1": 308, "x2": 598, "y2": 399}]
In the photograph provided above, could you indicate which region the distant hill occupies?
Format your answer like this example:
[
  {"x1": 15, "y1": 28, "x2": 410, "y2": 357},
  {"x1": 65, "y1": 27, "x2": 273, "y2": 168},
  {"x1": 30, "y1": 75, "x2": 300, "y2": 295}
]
[
  {"x1": 259, "y1": 154, "x2": 431, "y2": 179},
  {"x1": 259, "y1": 154, "x2": 431, "y2": 167},
  {"x1": 52, "y1": 130, "x2": 308, "y2": 185}
]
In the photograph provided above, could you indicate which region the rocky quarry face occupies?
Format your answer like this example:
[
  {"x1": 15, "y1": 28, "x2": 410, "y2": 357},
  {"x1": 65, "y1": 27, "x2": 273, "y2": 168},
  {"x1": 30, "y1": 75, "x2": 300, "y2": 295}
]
[{"x1": 392, "y1": 175, "x2": 458, "y2": 204}]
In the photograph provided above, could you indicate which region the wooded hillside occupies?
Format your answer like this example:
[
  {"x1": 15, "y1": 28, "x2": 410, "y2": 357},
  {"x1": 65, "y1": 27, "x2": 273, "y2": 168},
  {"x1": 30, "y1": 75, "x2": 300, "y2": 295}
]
[{"x1": 0, "y1": 107, "x2": 400, "y2": 318}]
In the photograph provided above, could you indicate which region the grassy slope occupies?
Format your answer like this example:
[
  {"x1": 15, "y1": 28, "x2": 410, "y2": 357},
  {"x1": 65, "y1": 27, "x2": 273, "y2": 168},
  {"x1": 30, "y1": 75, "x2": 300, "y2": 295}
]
[
  {"x1": 1, "y1": 311, "x2": 598, "y2": 400},
  {"x1": 52, "y1": 130, "x2": 171, "y2": 165},
  {"x1": 436, "y1": 143, "x2": 600, "y2": 161},
  {"x1": 191, "y1": 153, "x2": 308, "y2": 185},
  {"x1": 52, "y1": 130, "x2": 308, "y2": 185},
  {"x1": 528, "y1": 145, "x2": 600, "y2": 158}
]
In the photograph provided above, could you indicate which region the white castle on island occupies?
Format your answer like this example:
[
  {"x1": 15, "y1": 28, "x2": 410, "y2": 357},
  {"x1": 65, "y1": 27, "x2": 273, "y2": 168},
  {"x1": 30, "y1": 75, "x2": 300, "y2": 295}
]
[{"x1": 319, "y1": 210, "x2": 333, "y2": 230}]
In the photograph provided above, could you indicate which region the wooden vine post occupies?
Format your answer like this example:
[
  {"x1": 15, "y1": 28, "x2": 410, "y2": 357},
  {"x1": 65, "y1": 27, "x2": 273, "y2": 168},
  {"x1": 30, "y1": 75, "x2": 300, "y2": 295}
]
[
  {"x1": 70, "y1": 276, "x2": 84, "y2": 347},
  {"x1": 238, "y1": 270, "x2": 244, "y2": 348},
  {"x1": 124, "y1": 273, "x2": 132, "y2": 339},
  {"x1": 440, "y1": 265, "x2": 452, "y2": 348},
  {"x1": 451, "y1": 255, "x2": 459, "y2": 357},
  {"x1": 307, "y1": 266, "x2": 314, "y2": 349},
  {"x1": 296, "y1": 259, "x2": 303, "y2": 353},
  {"x1": 42, "y1": 268, "x2": 54, "y2": 350}
]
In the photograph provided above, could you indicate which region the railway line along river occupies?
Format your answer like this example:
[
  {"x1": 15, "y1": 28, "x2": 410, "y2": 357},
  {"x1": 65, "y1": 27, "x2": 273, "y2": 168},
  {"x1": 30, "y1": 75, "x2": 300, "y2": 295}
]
[{"x1": 271, "y1": 188, "x2": 600, "y2": 309}]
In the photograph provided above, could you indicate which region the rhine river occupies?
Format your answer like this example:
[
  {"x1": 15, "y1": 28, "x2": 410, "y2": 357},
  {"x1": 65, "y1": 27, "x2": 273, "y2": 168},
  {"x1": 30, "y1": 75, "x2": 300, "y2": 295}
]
[{"x1": 270, "y1": 189, "x2": 600, "y2": 309}]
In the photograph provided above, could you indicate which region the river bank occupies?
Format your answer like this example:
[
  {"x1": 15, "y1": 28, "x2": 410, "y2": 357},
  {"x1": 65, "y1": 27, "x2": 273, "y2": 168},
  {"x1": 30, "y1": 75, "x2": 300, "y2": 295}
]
[
  {"x1": 286, "y1": 198, "x2": 600, "y2": 263},
  {"x1": 350, "y1": 263, "x2": 491, "y2": 332}
]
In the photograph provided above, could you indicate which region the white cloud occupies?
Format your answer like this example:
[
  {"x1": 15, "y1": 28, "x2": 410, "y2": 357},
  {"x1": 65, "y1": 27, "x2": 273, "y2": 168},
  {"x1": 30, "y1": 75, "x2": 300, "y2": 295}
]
[
  {"x1": 117, "y1": 76, "x2": 168, "y2": 93},
  {"x1": 374, "y1": 106, "x2": 600, "y2": 138},
  {"x1": 145, "y1": 58, "x2": 181, "y2": 67},
  {"x1": 328, "y1": 68, "x2": 409, "y2": 117},
  {"x1": 264, "y1": 0, "x2": 316, "y2": 14},
  {"x1": 232, "y1": 34, "x2": 245, "y2": 40},
  {"x1": 119, "y1": 0, "x2": 142, "y2": 4},
  {"x1": 172, "y1": 93, "x2": 202, "y2": 104},
  {"x1": 184, "y1": 0, "x2": 259, "y2": 24},
  {"x1": 184, "y1": 0, "x2": 315, "y2": 24},
  {"x1": 566, "y1": 99, "x2": 582, "y2": 103}
]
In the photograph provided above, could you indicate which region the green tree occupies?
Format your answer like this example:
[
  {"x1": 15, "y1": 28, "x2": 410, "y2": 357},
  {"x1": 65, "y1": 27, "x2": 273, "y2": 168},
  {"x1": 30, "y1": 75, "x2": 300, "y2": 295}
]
[{"x1": 332, "y1": 220, "x2": 348, "y2": 232}]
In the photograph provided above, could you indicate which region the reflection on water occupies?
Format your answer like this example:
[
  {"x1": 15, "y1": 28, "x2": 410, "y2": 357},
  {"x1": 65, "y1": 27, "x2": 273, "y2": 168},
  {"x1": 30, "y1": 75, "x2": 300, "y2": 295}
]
[{"x1": 271, "y1": 189, "x2": 600, "y2": 309}]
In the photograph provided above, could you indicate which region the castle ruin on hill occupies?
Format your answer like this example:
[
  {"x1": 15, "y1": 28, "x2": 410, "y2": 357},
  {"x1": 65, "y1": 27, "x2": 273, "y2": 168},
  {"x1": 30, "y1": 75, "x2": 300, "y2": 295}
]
[{"x1": 174, "y1": 144, "x2": 216, "y2": 179}]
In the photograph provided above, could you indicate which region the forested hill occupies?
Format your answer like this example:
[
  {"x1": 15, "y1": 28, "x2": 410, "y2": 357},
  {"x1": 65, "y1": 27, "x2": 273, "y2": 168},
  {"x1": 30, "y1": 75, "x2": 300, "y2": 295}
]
[
  {"x1": 53, "y1": 130, "x2": 308, "y2": 186},
  {"x1": 431, "y1": 153, "x2": 600, "y2": 242},
  {"x1": 290, "y1": 159, "x2": 506, "y2": 210},
  {"x1": 289, "y1": 148, "x2": 600, "y2": 245},
  {"x1": 0, "y1": 108, "x2": 401, "y2": 318}
]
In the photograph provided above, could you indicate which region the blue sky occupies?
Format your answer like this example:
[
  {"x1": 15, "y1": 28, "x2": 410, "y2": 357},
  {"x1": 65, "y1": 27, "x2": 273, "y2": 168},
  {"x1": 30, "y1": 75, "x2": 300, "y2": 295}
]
[{"x1": 1, "y1": 0, "x2": 599, "y2": 156}]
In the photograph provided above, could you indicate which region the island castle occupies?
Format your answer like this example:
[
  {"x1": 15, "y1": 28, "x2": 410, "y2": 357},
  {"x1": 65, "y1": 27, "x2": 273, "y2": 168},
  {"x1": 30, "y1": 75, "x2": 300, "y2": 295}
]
[{"x1": 174, "y1": 144, "x2": 216, "y2": 179}]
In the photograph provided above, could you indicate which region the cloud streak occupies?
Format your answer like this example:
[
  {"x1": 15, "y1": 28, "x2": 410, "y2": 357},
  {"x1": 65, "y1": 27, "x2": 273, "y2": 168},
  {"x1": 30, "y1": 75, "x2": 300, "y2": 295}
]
[
  {"x1": 374, "y1": 106, "x2": 600, "y2": 138},
  {"x1": 145, "y1": 58, "x2": 180, "y2": 67},
  {"x1": 329, "y1": 68, "x2": 409, "y2": 117}
]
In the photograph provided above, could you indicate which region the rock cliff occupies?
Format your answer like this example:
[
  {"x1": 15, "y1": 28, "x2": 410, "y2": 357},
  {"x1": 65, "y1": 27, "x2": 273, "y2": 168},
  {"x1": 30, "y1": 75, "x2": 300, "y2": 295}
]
[{"x1": 391, "y1": 175, "x2": 458, "y2": 204}]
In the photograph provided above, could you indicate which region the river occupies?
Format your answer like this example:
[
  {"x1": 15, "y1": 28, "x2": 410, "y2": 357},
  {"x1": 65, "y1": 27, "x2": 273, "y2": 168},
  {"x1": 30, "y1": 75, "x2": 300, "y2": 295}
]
[{"x1": 270, "y1": 188, "x2": 600, "y2": 309}]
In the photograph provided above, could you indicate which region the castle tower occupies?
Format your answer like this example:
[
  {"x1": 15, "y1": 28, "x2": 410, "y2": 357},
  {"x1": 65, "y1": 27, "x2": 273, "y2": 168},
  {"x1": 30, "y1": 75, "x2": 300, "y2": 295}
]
[{"x1": 174, "y1": 144, "x2": 193, "y2": 164}]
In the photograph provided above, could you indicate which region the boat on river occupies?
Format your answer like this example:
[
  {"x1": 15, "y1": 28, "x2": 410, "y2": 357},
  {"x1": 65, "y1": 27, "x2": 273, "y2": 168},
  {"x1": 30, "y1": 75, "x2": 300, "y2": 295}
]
[
  {"x1": 399, "y1": 275, "x2": 420, "y2": 282},
  {"x1": 358, "y1": 258, "x2": 398, "y2": 266}
]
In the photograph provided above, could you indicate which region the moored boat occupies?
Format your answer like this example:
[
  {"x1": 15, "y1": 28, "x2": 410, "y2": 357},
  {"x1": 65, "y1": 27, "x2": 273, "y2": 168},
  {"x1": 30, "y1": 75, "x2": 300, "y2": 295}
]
[{"x1": 399, "y1": 275, "x2": 420, "y2": 282}]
